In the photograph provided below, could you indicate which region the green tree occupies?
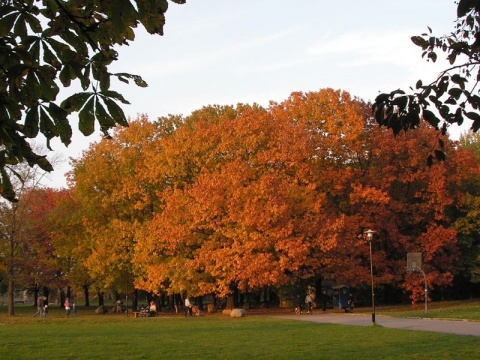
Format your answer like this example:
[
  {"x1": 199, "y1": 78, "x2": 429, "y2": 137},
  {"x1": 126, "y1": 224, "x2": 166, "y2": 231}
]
[
  {"x1": 454, "y1": 132, "x2": 480, "y2": 286},
  {"x1": 372, "y1": 0, "x2": 480, "y2": 164},
  {"x1": 459, "y1": 130, "x2": 480, "y2": 157},
  {"x1": 46, "y1": 188, "x2": 94, "y2": 306},
  {"x1": 0, "y1": 0, "x2": 185, "y2": 201}
]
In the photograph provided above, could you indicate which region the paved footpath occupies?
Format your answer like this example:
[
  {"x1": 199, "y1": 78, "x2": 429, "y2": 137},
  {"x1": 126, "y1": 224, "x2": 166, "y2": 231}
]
[{"x1": 271, "y1": 313, "x2": 480, "y2": 337}]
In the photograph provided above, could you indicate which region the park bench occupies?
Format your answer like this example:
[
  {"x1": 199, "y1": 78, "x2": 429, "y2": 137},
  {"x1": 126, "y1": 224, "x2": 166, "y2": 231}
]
[{"x1": 132, "y1": 311, "x2": 146, "y2": 318}]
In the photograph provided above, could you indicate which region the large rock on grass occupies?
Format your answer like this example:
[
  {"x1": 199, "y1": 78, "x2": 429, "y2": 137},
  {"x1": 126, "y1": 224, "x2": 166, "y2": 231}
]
[{"x1": 230, "y1": 308, "x2": 246, "y2": 318}]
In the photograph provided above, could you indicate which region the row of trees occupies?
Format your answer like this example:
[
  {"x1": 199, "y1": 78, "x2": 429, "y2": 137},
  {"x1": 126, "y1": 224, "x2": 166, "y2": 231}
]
[{"x1": 2, "y1": 88, "x2": 480, "y2": 315}]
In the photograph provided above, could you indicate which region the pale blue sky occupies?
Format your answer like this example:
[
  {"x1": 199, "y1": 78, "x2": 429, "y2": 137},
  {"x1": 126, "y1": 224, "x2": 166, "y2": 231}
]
[{"x1": 46, "y1": 1, "x2": 461, "y2": 188}]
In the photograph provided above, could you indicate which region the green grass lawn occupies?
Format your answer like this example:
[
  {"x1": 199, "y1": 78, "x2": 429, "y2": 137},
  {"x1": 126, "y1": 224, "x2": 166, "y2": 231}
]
[
  {"x1": 355, "y1": 299, "x2": 480, "y2": 321},
  {"x1": 1, "y1": 303, "x2": 479, "y2": 360}
]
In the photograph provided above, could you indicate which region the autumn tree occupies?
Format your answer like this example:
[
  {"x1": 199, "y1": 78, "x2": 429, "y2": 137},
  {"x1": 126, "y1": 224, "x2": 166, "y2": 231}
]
[
  {"x1": 272, "y1": 90, "x2": 480, "y2": 304},
  {"x1": 68, "y1": 88, "x2": 480, "y2": 308},
  {"x1": 16, "y1": 188, "x2": 72, "y2": 307},
  {"x1": 132, "y1": 105, "x2": 262, "y2": 300},
  {"x1": 69, "y1": 115, "x2": 177, "y2": 306},
  {"x1": 0, "y1": 148, "x2": 61, "y2": 315},
  {"x1": 354, "y1": 121, "x2": 480, "y2": 303},
  {"x1": 133, "y1": 90, "x2": 372, "y2": 306},
  {"x1": 267, "y1": 90, "x2": 376, "y2": 288},
  {"x1": 44, "y1": 189, "x2": 94, "y2": 305},
  {"x1": 0, "y1": 0, "x2": 185, "y2": 200}
]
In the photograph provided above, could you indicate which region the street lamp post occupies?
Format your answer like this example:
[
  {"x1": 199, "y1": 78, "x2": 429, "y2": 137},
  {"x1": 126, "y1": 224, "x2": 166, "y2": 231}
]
[
  {"x1": 125, "y1": 270, "x2": 128, "y2": 317},
  {"x1": 125, "y1": 242, "x2": 129, "y2": 317},
  {"x1": 364, "y1": 229, "x2": 376, "y2": 324}
]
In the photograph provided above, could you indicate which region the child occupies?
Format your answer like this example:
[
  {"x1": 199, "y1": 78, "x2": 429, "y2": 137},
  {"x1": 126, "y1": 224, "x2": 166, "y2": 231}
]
[
  {"x1": 43, "y1": 303, "x2": 48, "y2": 318},
  {"x1": 64, "y1": 298, "x2": 71, "y2": 317}
]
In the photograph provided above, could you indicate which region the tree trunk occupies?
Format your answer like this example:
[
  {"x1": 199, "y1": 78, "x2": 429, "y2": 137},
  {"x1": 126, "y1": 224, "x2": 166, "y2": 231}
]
[
  {"x1": 133, "y1": 289, "x2": 138, "y2": 310},
  {"x1": 7, "y1": 240, "x2": 14, "y2": 316},
  {"x1": 7, "y1": 276, "x2": 14, "y2": 316},
  {"x1": 43, "y1": 287, "x2": 50, "y2": 304},
  {"x1": 225, "y1": 295, "x2": 235, "y2": 310},
  {"x1": 226, "y1": 284, "x2": 239, "y2": 310},
  {"x1": 60, "y1": 289, "x2": 66, "y2": 308},
  {"x1": 83, "y1": 284, "x2": 90, "y2": 306},
  {"x1": 315, "y1": 278, "x2": 322, "y2": 301},
  {"x1": 98, "y1": 292, "x2": 104, "y2": 306},
  {"x1": 167, "y1": 293, "x2": 175, "y2": 312},
  {"x1": 197, "y1": 295, "x2": 204, "y2": 310},
  {"x1": 32, "y1": 287, "x2": 39, "y2": 307}
]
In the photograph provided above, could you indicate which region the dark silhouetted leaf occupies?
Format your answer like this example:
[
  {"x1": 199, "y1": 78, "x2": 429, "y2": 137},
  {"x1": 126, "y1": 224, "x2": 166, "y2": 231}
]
[
  {"x1": 49, "y1": 103, "x2": 72, "y2": 146},
  {"x1": 0, "y1": 13, "x2": 17, "y2": 37},
  {"x1": 62, "y1": 92, "x2": 93, "y2": 113},
  {"x1": 458, "y1": 0, "x2": 476, "y2": 17},
  {"x1": 95, "y1": 100, "x2": 115, "y2": 130},
  {"x1": 472, "y1": 118, "x2": 480, "y2": 132},
  {"x1": 427, "y1": 154, "x2": 434, "y2": 166},
  {"x1": 78, "y1": 97, "x2": 95, "y2": 136},
  {"x1": 104, "y1": 97, "x2": 128, "y2": 127},
  {"x1": 24, "y1": 107, "x2": 39, "y2": 138},
  {"x1": 435, "y1": 149, "x2": 446, "y2": 161},
  {"x1": 422, "y1": 109, "x2": 441, "y2": 128},
  {"x1": 465, "y1": 111, "x2": 480, "y2": 121},
  {"x1": 411, "y1": 36, "x2": 428, "y2": 49},
  {"x1": 448, "y1": 88, "x2": 463, "y2": 100},
  {"x1": 0, "y1": 168, "x2": 17, "y2": 202}
]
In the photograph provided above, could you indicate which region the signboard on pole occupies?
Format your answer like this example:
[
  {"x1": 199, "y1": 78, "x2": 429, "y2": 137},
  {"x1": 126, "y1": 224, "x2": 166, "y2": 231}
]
[
  {"x1": 406, "y1": 252, "x2": 428, "y2": 315},
  {"x1": 406, "y1": 252, "x2": 422, "y2": 272}
]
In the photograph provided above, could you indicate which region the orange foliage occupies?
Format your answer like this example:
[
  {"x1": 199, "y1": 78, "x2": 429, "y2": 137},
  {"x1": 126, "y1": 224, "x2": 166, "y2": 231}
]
[{"x1": 67, "y1": 89, "x2": 479, "y2": 303}]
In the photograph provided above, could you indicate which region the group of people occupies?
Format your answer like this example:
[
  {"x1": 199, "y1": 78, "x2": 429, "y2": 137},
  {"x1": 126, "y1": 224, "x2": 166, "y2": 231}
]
[
  {"x1": 33, "y1": 297, "x2": 48, "y2": 318},
  {"x1": 295, "y1": 289, "x2": 344, "y2": 315},
  {"x1": 64, "y1": 298, "x2": 76, "y2": 318},
  {"x1": 34, "y1": 297, "x2": 76, "y2": 318},
  {"x1": 184, "y1": 297, "x2": 201, "y2": 316},
  {"x1": 295, "y1": 285, "x2": 327, "y2": 315},
  {"x1": 134, "y1": 300, "x2": 158, "y2": 316}
]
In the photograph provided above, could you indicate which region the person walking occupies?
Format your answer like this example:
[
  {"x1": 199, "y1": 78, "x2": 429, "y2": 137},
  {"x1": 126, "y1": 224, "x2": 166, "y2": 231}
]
[
  {"x1": 185, "y1": 297, "x2": 192, "y2": 317},
  {"x1": 72, "y1": 302, "x2": 77, "y2": 318},
  {"x1": 305, "y1": 293, "x2": 313, "y2": 315},
  {"x1": 43, "y1": 300, "x2": 48, "y2": 318},
  {"x1": 64, "y1": 298, "x2": 71, "y2": 318},
  {"x1": 322, "y1": 291, "x2": 329, "y2": 312},
  {"x1": 348, "y1": 293, "x2": 355, "y2": 312},
  {"x1": 33, "y1": 297, "x2": 43, "y2": 318},
  {"x1": 294, "y1": 294, "x2": 302, "y2": 315}
]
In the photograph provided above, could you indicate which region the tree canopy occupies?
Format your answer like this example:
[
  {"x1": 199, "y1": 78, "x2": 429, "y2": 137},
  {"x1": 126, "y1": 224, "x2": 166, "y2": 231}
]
[
  {"x1": 373, "y1": 0, "x2": 480, "y2": 164},
  {"x1": 64, "y1": 89, "x2": 480, "y2": 304},
  {"x1": 0, "y1": 0, "x2": 185, "y2": 201},
  {"x1": 3, "y1": 88, "x2": 480, "y2": 308}
]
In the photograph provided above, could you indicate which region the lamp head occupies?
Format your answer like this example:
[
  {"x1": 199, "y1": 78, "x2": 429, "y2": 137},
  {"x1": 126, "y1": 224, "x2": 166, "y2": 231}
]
[{"x1": 364, "y1": 229, "x2": 375, "y2": 241}]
